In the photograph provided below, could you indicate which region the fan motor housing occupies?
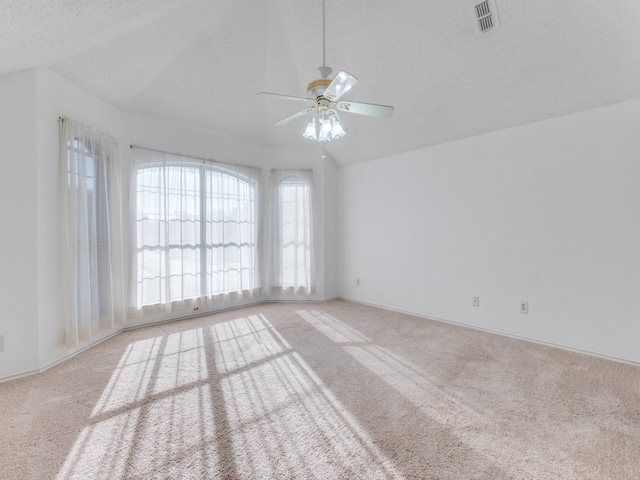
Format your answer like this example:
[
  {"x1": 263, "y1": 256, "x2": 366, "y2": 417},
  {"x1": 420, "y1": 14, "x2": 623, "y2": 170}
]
[{"x1": 307, "y1": 79, "x2": 331, "y2": 99}]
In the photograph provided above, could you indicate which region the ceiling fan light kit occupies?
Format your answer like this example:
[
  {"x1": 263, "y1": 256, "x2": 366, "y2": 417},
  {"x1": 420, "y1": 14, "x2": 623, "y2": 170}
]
[
  {"x1": 303, "y1": 107, "x2": 347, "y2": 142},
  {"x1": 258, "y1": 0, "x2": 394, "y2": 143}
]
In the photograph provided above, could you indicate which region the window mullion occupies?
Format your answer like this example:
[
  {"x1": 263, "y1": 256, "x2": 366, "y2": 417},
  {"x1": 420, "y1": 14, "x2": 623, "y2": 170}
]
[{"x1": 200, "y1": 165, "x2": 207, "y2": 299}]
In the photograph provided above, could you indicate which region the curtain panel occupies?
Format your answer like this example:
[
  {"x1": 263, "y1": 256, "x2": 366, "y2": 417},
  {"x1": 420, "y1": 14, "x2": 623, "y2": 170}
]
[
  {"x1": 60, "y1": 118, "x2": 125, "y2": 347},
  {"x1": 267, "y1": 169, "x2": 315, "y2": 296},
  {"x1": 129, "y1": 148, "x2": 261, "y2": 319}
]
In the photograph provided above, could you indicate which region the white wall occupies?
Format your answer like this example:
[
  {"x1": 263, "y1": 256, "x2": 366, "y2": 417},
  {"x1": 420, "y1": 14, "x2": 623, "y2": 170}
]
[
  {"x1": 0, "y1": 70, "x2": 39, "y2": 378},
  {"x1": 340, "y1": 98, "x2": 640, "y2": 365},
  {"x1": 323, "y1": 154, "x2": 340, "y2": 300},
  {"x1": 0, "y1": 68, "x2": 339, "y2": 380},
  {"x1": 123, "y1": 113, "x2": 263, "y2": 169}
]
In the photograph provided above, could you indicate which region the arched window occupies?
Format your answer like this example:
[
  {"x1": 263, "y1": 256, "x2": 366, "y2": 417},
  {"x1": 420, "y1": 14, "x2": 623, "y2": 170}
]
[{"x1": 134, "y1": 150, "x2": 259, "y2": 313}]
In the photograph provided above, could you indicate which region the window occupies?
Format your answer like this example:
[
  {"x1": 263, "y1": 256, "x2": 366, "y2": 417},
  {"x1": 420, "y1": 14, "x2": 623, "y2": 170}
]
[
  {"x1": 270, "y1": 169, "x2": 314, "y2": 295},
  {"x1": 133, "y1": 150, "x2": 259, "y2": 312},
  {"x1": 203, "y1": 167, "x2": 257, "y2": 297},
  {"x1": 68, "y1": 138, "x2": 111, "y2": 317},
  {"x1": 61, "y1": 118, "x2": 119, "y2": 345}
]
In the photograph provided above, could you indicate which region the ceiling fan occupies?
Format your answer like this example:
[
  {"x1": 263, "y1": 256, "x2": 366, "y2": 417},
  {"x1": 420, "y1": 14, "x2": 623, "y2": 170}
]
[{"x1": 257, "y1": 0, "x2": 394, "y2": 142}]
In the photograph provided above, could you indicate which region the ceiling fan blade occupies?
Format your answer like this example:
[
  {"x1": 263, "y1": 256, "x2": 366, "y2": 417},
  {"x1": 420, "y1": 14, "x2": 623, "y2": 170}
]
[
  {"x1": 336, "y1": 100, "x2": 394, "y2": 119},
  {"x1": 324, "y1": 70, "x2": 359, "y2": 101},
  {"x1": 273, "y1": 107, "x2": 315, "y2": 126},
  {"x1": 257, "y1": 92, "x2": 314, "y2": 103}
]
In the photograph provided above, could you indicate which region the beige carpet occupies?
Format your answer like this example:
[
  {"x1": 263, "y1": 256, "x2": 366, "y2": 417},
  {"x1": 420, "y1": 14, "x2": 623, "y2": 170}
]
[{"x1": 1, "y1": 300, "x2": 639, "y2": 479}]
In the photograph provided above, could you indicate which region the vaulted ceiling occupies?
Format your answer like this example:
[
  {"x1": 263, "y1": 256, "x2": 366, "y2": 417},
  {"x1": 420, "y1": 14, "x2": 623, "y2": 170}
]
[{"x1": 2, "y1": 0, "x2": 640, "y2": 166}]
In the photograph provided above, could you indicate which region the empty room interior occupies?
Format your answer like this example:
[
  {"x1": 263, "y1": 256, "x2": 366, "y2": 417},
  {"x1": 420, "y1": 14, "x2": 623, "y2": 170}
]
[{"x1": 1, "y1": 1, "x2": 640, "y2": 479}]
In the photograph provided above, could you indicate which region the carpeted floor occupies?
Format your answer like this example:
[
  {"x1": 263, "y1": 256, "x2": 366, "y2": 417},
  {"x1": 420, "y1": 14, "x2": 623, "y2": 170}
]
[{"x1": 1, "y1": 300, "x2": 639, "y2": 479}]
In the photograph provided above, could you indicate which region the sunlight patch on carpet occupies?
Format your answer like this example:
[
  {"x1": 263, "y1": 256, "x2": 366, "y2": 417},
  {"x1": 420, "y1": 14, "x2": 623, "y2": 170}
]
[
  {"x1": 56, "y1": 313, "x2": 402, "y2": 479},
  {"x1": 297, "y1": 309, "x2": 576, "y2": 478}
]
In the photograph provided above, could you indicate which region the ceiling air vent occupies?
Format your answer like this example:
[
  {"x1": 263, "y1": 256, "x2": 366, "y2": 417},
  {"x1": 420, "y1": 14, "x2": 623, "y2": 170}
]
[{"x1": 474, "y1": 0, "x2": 500, "y2": 33}]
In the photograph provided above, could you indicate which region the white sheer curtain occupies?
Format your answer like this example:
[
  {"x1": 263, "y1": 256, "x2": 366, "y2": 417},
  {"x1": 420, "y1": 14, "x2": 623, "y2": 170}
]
[
  {"x1": 268, "y1": 169, "x2": 315, "y2": 296},
  {"x1": 60, "y1": 118, "x2": 124, "y2": 347},
  {"x1": 130, "y1": 148, "x2": 261, "y2": 318}
]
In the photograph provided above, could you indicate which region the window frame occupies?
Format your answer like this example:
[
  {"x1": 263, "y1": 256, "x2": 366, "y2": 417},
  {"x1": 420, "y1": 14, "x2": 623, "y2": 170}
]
[
  {"x1": 134, "y1": 156, "x2": 260, "y2": 310},
  {"x1": 271, "y1": 169, "x2": 315, "y2": 296}
]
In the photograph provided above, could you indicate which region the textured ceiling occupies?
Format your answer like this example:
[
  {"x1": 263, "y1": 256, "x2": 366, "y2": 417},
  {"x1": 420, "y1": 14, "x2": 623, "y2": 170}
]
[{"x1": 2, "y1": 0, "x2": 640, "y2": 166}]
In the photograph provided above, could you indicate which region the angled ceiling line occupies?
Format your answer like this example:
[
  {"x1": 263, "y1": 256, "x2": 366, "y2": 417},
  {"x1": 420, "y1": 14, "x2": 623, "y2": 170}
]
[
  {"x1": 123, "y1": 2, "x2": 239, "y2": 106},
  {"x1": 42, "y1": 0, "x2": 206, "y2": 73}
]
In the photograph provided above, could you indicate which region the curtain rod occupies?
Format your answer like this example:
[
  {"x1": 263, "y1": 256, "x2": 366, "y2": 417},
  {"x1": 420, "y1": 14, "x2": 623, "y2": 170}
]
[
  {"x1": 130, "y1": 144, "x2": 260, "y2": 171},
  {"x1": 58, "y1": 116, "x2": 118, "y2": 143},
  {"x1": 270, "y1": 168, "x2": 313, "y2": 172}
]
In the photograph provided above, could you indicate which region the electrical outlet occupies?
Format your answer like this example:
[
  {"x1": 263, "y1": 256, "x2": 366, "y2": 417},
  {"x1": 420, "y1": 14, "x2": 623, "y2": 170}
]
[
  {"x1": 356, "y1": 278, "x2": 360, "y2": 287},
  {"x1": 193, "y1": 307, "x2": 200, "y2": 312},
  {"x1": 472, "y1": 296, "x2": 480, "y2": 307},
  {"x1": 519, "y1": 301, "x2": 528, "y2": 314}
]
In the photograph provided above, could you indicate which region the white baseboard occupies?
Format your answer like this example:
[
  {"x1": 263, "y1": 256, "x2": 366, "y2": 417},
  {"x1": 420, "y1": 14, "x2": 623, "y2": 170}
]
[
  {"x1": 0, "y1": 328, "x2": 123, "y2": 384},
  {"x1": 338, "y1": 296, "x2": 640, "y2": 368},
  {"x1": 0, "y1": 297, "x2": 343, "y2": 383}
]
